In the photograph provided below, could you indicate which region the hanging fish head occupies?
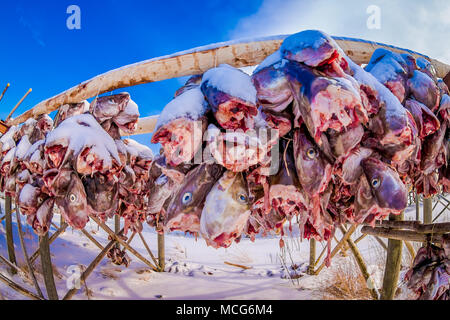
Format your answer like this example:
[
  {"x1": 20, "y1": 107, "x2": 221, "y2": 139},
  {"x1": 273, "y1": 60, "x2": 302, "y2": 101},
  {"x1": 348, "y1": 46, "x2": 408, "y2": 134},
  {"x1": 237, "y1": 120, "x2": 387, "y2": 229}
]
[
  {"x1": 252, "y1": 59, "x2": 293, "y2": 113},
  {"x1": 293, "y1": 126, "x2": 332, "y2": 196},
  {"x1": 151, "y1": 88, "x2": 209, "y2": 166},
  {"x1": 55, "y1": 171, "x2": 90, "y2": 229},
  {"x1": 361, "y1": 157, "x2": 407, "y2": 211},
  {"x1": 201, "y1": 64, "x2": 258, "y2": 131},
  {"x1": 200, "y1": 171, "x2": 251, "y2": 248},
  {"x1": 165, "y1": 163, "x2": 224, "y2": 233}
]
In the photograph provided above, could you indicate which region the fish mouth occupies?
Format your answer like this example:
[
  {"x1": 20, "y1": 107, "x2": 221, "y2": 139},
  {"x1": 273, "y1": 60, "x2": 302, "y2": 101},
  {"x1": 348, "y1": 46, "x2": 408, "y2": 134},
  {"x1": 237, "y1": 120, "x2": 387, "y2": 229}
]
[
  {"x1": 165, "y1": 213, "x2": 200, "y2": 233},
  {"x1": 45, "y1": 145, "x2": 68, "y2": 168},
  {"x1": 152, "y1": 118, "x2": 203, "y2": 166},
  {"x1": 214, "y1": 99, "x2": 258, "y2": 131},
  {"x1": 75, "y1": 147, "x2": 105, "y2": 175}
]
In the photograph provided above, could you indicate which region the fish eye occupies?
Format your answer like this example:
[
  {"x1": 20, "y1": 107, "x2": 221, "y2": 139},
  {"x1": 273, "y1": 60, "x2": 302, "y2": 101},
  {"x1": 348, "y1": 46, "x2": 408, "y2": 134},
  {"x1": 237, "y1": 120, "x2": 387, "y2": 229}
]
[
  {"x1": 69, "y1": 193, "x2": 77, "y2": 203},
  {"x1": 371, "y1": 178, "x2": 380, "y2": 188},
  {"x1": 182, "y1": 192, "x2": 193, "y2": 205},
  {"x1": 306, "y1": 148, "x2": 317, "y2": 159},
  {"x1": 238, "y1": 193, "x2": 248, "y2": 204},
  {"x1": 37, "y1": 197, "x2": 43, "y2": 204}
]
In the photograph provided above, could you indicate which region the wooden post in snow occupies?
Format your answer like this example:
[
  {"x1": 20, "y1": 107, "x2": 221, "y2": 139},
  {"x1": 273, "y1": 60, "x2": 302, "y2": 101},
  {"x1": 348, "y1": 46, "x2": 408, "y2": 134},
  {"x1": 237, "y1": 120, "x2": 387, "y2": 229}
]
[
  {"x1": 423, "y1": 197, "x2": 433, "y2": 224},
  {"x1": 380, "y1": 212, "x2": 403, "y2": 300},
  {"x1": 4, "y1": 195, "x2": 17, "y2": 275},
  {"x1": 158, "y1": 232, "x2": 165, "y2": 272},
  {"x1": 307, "y1": 239, "x2": 316, "y2": 275},
  {"x1": 39, "y1": 233, "x2": 59, "y2": 300}
]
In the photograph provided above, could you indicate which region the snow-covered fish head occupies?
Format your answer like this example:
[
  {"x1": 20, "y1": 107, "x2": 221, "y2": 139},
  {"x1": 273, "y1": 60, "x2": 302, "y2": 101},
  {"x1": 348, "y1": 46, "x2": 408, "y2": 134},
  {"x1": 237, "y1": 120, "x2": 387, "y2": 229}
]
[
  {"x1": 252, "y1": 60, "x2": 293, "y2": 113},
  {"x1": 293, "y1": 126, "x2": 332, "y2": 197},
  {"x1": 82, "y1": 172, "x2": 118, "y2": 215},
  {"x1": 90, "y1": 93, "x2": 130, "y2": 123},
  {"x1": 174, "y1": 75, "x2": 203, "y2": 97},
  {"x1": 284, "y1": 60, "x2": 365, "y2": 143},
  {"x1": 55, "y1": 171, "x2": 90, "y2": 230},
  {"x1": 201, "y1": 64, "x2": 258, "y2": 131},
  {"x1": 165, "y1": 163, "x2": 224, "y2": 233},
  {"x1": 113, "y1": 98, "x2": 140, "y2": 134},
  {"x1": 32, "y1": 198, "x2": 55, "y2": 236},
  {"x1": 18, "y1": 183, "x2": 49, "y2": 217},
  {"x1": 361, "y1": 157, "x2": 407, "y2": 211},
  {"x1": 55, "y1": 101, "x2": 89, "y2": 127},
  {"x1": 151, "y1": 88, "x2": 208, "y2": 166},
  {"x1": 280, "y1": 30, "x2": 350, "y2": 76},
  {"x1": 200, "y1": 171, "x2": 251, "y2": 249}
]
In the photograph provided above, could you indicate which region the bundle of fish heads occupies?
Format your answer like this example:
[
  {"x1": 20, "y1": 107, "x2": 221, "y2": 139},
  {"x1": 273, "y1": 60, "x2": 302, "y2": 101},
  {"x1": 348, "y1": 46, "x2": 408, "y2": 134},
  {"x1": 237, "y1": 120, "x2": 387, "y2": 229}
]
[
  {"x1": 152, "y1": 30, "x2": 449, "y2": 256},
  {"x1": 0, "y1": 93, "x2": 151, "y2": 237},
  {"x1": 404, "y1": 237, "x2": 449, "y2": 300},
  {"x1": 0, "y1": 30, "x2": 448, "y2": 270}
]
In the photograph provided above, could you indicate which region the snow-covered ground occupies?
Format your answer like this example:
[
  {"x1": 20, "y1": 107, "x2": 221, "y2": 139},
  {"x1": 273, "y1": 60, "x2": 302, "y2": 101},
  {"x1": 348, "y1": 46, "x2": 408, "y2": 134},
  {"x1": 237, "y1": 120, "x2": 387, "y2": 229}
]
[{"x1": 0, "y1": 197, "x2": 448, "y2": 300}]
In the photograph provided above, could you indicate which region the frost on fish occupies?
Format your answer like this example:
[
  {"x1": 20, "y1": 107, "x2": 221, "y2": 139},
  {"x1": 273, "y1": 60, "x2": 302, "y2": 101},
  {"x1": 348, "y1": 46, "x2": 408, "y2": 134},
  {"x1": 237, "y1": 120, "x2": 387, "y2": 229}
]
[
  {"x1": 201, "y1": 64, "x2": 258, "y2": 130},
  {"x1": 152, "y1": 87, "x2": 209, "y2": 166}
]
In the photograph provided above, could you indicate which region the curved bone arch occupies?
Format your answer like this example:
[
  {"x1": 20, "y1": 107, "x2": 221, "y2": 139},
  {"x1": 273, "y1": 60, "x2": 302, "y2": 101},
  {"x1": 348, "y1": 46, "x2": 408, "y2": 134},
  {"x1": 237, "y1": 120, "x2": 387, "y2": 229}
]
[{"x1": 8, "y1": 35, "x2": 450, "y2": 137}]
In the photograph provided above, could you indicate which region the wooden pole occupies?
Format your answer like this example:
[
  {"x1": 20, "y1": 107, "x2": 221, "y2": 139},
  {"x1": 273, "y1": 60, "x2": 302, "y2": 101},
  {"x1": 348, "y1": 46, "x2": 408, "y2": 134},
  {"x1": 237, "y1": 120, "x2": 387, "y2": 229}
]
[
  {"x1": 90, "y1": 216, "x2": 158, "y2": 272},
  {"x1": 138, "y1": 232, "x2": 159, "y2": 267},
  {"x1": 4, "y1": 195, "x2": 17, "y2": 275},
  {"x1": 39, "y1": 233, "x2": 59, "y2": 300},
  {"x1": 0, "y1": 83, "x2": 10, "y2": 104},
  {"x1": 63, "y1": 233, "x2": 122, "y2": 300},
  {"x1": 15, "y1": 207, "x2": 44, "y2": 299},
  {"x1": 6, "y1": 88, "x2": 32, "y2": 121},
  {"x1": 380, "y1": 212, "x2": 403, "y2": 300},
  {"x1": 114, "y1": 215, "x2": 120, "y2": 250},
  {"x1": 0, "y1": 272, "x2": 43, "y2": 300},
  {"x1": 340, "y1": 226, "x2": 379, "y2": 300},
  {"x1": 158, "y1": 232, "x2": 165, "y2": 272},
  {"x1": 423, "y1": 197, "x2": 433, "y2": 224},
  {"x1": 307, "y1": 239, "x2": 316, "y2": 275},
  {"x1": 314, "y1": 224, "x2": 357, "y2": 275},
  {"x1": 415, "y1": 192, "x2": 420, "y2": 221},
  {"x1": 30, "y1": 223, "x2": 68, "y2": 264},
  {"x1": 361, "y1": 226, "x2": 445, "y2": 243}
]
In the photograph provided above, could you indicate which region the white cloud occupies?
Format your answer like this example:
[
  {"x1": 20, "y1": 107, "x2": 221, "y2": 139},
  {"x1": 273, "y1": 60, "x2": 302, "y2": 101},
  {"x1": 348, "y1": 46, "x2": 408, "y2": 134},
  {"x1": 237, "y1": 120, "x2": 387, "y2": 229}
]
[{"x1": 230, "y1": 0, "x2": 450, "y2": 64}]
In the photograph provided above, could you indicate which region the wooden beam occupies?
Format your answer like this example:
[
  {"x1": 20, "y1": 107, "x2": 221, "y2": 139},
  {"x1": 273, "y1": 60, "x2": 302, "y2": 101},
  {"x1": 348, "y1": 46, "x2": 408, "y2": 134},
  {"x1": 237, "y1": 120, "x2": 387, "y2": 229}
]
[
  {"x1": 7, "y1": 35, "x2": 449, "y2": 127},
  {"x1": 138, "y1": 232, "x2": 159, "y2": 267},
  {"x1": 307, "y1": 238, "x2": 316, "y2": 275},
  {"x1": 90, "y1": 216, "x2": 158, "y2": 272},
  {"x1": 0, "y1": 83, "x2": 10, "y2": 104},
  {"x1": 340, "y1": 226, "x2": 379, "y2": 300},
  {"x1": 4, "y1": 196, "x2": 17, "y2": 275},
  {"x1": 6, "y1": 88, "x2": 32, "y2": 121},
  {"x1": 314, "y1": 224, "x2": 357, "y2": 275},
  {"x1": 380, "y1": 213, "x2": 403, "y2": 300},
  {"x1": 30, "y1": 223, "x2": 68, "y2": 264},
  {"x1": 361, "y1": 226, "x2": 445, "y2": 243},
  {"x1": 0, "y1": 272, "x2": 43, "y2": 300},
  {"x1": 158, "y1": 233, "x2": 165, "y2": 272},
  {"x1": 39, "y1": 233, "x2": 59, "y2": 300},
  {"x1": 15, "y1": 207, "x2": 44, "y2": 299}
]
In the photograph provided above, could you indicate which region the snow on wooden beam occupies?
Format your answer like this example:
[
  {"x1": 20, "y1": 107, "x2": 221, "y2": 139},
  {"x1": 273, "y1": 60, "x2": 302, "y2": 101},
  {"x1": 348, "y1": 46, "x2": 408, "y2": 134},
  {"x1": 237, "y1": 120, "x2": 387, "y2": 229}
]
[{"x1": 8, "y1": 35, "x2": 450, "y2": 130}]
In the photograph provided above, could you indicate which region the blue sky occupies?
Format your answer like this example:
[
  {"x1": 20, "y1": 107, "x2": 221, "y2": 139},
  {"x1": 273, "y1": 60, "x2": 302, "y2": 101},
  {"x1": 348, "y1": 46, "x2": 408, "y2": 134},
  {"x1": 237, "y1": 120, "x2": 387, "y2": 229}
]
[
  {"x1": 1, "y1": 0, "x2": 449, "y2": 152},
  {"x1": 0, "y1": 0, "x2": 263, "y2": 151}
]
